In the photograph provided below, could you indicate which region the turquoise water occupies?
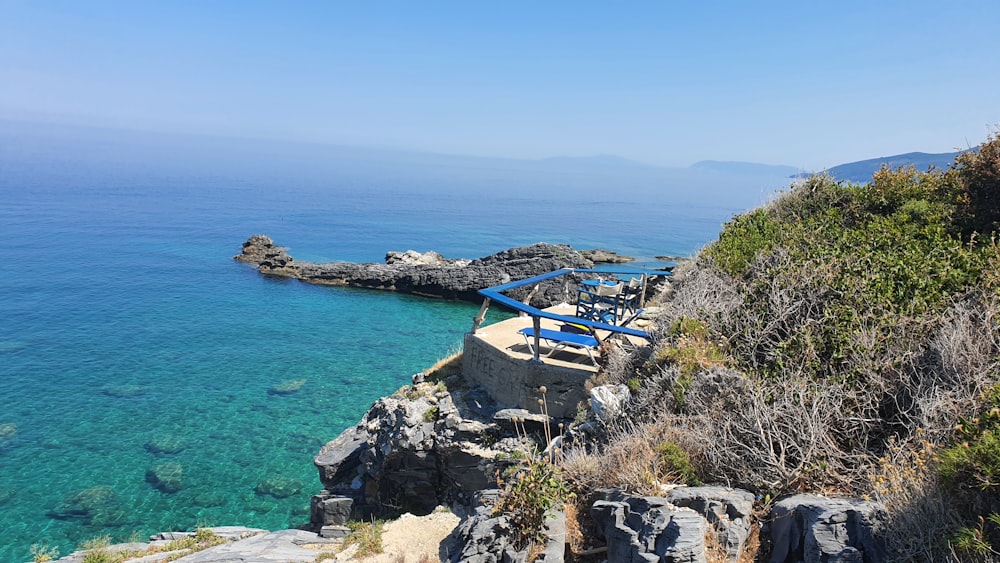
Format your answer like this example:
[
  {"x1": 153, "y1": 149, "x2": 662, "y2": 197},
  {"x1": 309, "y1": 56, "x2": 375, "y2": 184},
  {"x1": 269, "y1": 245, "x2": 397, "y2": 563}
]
[{"x1": 0, "y1": 124, "x2": 789, "y2": 562}]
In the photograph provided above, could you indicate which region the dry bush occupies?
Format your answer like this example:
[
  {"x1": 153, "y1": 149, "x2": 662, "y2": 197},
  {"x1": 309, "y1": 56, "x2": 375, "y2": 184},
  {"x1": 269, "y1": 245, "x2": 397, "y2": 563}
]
[
  {"x1": 650, "y1": 258, "x2": 742, "y2": 340},
  {"x1": 631, "y1": 262, "x2": 1000, "y2": 495},
  {"x1": 928, "y1": 293, "x2": 1000, "y2": 391},
  {"x1": 600, "y1": 341, "x2": 639, "y2": 387},
  {"x1": 715, "y1": 248, "x2": 839, "y2": 377},
  {"x1": 704, "y1": 373, "x2": 855, "y2": 492},
  {"x1": 867, "y1": 434, "x2": 962, "y2": 562},
  {"x1": 563, "y1": 502, "x2": 587, "y2": 556},
  {"x1": 875, "y1": 293, "x2": 1000, "y2": 446},
  {"x1": 622, "y1": 364, "x2": 854, "y2": 493},
  {"x1": 561, "y1": 419, "x2": 705, "y2": 496}
]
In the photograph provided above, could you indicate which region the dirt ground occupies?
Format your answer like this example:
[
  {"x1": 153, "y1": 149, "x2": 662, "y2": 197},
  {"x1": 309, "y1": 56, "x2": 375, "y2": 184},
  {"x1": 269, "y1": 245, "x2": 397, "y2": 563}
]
[{"x1": 327, "y1": 510, "x2": 462, "y2": 563}]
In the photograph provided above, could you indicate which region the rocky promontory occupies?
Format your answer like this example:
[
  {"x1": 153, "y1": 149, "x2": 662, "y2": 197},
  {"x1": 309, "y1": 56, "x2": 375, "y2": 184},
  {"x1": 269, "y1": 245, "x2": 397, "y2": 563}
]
[{"x1": 235, "y1": 234, "x2": 596, "y2": 306}]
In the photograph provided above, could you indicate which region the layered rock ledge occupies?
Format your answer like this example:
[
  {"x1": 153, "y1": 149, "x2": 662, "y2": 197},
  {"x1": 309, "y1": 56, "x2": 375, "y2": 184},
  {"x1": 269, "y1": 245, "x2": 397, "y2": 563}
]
[
  {"x1": 309, "y1": 377, "x2": 888, "y2": 562},
  {"x1": 235, "y1": 234, "x2": 600, "y2": 306}
]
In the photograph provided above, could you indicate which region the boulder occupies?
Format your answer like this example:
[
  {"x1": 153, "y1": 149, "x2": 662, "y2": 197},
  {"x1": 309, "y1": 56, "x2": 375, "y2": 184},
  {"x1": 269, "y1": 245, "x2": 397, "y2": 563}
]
[
  {"x1": 769, "y1": 494, "x2": 886, "y2": 563},
  {"x1": 591, "y1": 491, "x2": 708, "y2": 563},
  {"x1": 385, "y1": 250, "x2": 456, "y2": 266},
  {"x1": 234, "y1": 234, "x2": 293, "y2": 269},
  {"x1": 667, "y1": 486, "x2": 756, "y2": 561},
  {"x1": 588, "y1": 384, "x2": 630, "y2": 422},
  {"x1": 310, "y1": 492, "x2": 353, "y2": 526},
  {"x1": 580, "y1": 249, "x2": 635, "y2": 264},
  {"x1": 449, "y1": 490, "x2": 529, "y2": 563},
  {"x1": 313, "y1": 424, "x2": 370, "y2": 490},
  {"x1": 310, "y1": 383, "x2": 504, "y2": 526}
]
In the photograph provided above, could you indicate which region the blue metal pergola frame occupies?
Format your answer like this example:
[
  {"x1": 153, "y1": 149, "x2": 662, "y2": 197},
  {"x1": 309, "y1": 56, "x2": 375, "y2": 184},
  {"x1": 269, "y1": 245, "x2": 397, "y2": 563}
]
[{"x1": 472, "y1": 267, "x2": 670, "y2": 342}]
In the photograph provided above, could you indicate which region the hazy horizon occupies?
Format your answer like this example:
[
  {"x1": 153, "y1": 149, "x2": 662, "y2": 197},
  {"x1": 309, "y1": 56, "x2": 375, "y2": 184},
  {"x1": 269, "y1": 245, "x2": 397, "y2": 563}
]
[{"x1": 2, "y1": 2, "x2": 997, "y2": 171}]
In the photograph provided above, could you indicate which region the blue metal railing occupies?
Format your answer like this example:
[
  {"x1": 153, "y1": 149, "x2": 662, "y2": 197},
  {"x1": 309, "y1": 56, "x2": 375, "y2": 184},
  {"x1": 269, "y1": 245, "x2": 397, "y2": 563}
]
[{"x1": 474, "y1": 267, "x2": 670, "y2": 340}]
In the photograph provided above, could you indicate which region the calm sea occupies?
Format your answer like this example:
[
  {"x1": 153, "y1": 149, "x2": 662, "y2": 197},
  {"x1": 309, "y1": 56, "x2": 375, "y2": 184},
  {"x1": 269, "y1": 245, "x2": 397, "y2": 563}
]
[{"x1": 0, "y1": 122, "x2": 789, "y2": 562}]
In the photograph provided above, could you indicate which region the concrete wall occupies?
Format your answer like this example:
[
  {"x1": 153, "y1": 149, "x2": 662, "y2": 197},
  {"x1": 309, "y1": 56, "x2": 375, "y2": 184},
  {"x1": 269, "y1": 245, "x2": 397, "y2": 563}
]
[{"x1": 462, "y1": 332, "x2": 591, "y2": 419}]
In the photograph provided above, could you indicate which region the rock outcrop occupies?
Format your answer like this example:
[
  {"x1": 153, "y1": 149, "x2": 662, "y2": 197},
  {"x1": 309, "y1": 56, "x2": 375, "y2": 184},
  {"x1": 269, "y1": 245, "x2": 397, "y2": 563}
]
[
  {"x1": 769, "y1": 494, "x2": 886, "y2": 563},
  {"x1": 585, "y1": 489, "x2": 885, "y2": 563},
  {"x1": 580, "y1": 248, "x2": 634, "y2": 264},
  {"x1": 235, "y1": 235, "x2": 595, "y2": 306},
  {"x1": 310, "y1": 382, "x2": 538, "y2": 531},
  {"x1": 591, "y1": 491, "x2": 709, "y2": 563},
  {"x1": 666, "y1": 486, "x2": 756, "y2": 561},
  {"x1": 448, "y1": 490, "x2": 565, "y2": 563},
  {"x1": 306, "y1": 379, "x2": 888, "y2": 560}
]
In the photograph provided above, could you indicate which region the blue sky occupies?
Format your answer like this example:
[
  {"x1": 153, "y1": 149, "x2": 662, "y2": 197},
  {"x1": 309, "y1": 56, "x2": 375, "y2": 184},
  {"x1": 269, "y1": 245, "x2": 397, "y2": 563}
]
[{"x1": 1, "y1": 1, "x2": 997, "y2": 170}]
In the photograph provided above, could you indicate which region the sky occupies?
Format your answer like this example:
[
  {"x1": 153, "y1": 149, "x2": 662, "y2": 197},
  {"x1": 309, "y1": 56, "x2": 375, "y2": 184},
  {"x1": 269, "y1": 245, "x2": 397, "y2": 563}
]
[{"x1": 1, "y1": 1, "x2": 997, "y2": 170}]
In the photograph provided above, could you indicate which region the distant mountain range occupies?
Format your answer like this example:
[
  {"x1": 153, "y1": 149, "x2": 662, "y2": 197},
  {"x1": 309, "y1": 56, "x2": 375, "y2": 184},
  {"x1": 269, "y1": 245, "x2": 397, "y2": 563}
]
[
  {"x1": 690, "y1": 160, "x2": 802, "y2": 177},
  {"x1": 4, "y1": 118, "x2": 974, "y2": 193},
  {"x1": 808, "y1": 150, "x2": 969, "y2": 183}
]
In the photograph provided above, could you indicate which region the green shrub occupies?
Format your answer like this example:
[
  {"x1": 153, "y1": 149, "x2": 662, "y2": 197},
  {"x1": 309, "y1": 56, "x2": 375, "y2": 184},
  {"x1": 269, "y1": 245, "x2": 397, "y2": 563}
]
[
  {"x1": 494, "y1": 460, "x2": 573, "y2": 549},
  {"x1": 702, "y1": 145, "x2": 1000, "y2": 382},
  {"x1": 709, "y1": 208, "x2": 779, "y2": 277},
  {"x1": 955, "y1": 134, "x2": 1000, "y2": 235},
  {"x1": 655, "y1": 442, "x2": 701, "y2": 486},
  {"x1": 423, "y1": 405, "x2": 439, "y2": 422},
  {"x1": 342, "y1": 520, "x2": 384, "y2": 557},
  {"x1": 653, "y1": 317, "x2": 726, "y2": 408},
  {"x1": 30, "y1": 544, "x2": 59, "y2": 563},
  {"x1": 939, "y1": 386, "x2": 1000, "y2": 492}
]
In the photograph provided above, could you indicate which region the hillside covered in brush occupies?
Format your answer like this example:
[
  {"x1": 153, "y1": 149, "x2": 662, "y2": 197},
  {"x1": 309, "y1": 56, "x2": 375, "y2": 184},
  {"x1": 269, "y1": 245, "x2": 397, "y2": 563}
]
[{"x1": 566, "y1": 134, "x2": 1000, "y2": 560}]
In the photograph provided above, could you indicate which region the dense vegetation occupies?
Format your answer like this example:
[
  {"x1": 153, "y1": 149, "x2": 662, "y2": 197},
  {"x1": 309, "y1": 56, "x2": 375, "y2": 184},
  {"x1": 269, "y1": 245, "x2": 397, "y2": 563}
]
[{"x1": 556, "y1": 134, "x2": 1000, "y2": 561}]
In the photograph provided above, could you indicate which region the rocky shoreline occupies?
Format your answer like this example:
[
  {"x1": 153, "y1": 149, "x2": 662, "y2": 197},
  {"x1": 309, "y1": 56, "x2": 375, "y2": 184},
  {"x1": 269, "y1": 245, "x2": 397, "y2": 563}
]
[
  {"x1": 49, "y1": 238, "x2": 883, "y2": 562},
  {"x1": 305, "y1": 375, "x2": 886, "y2": 562},
  {"x1": 234, "y1": 234, "x2": 597, "y2": 305}
]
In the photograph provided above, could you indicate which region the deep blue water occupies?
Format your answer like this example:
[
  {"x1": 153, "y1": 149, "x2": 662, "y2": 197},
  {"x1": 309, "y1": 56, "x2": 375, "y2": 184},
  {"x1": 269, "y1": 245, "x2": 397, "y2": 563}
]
[{"x1": 0, "y1": 123, "x2": 789, "y2": 562}]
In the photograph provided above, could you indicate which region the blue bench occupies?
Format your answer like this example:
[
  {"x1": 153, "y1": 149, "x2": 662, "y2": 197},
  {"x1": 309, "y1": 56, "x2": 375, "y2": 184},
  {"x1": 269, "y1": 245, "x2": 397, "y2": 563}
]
[{"x1": 518, "y1": 327, "x2": 600, "y2": 365}]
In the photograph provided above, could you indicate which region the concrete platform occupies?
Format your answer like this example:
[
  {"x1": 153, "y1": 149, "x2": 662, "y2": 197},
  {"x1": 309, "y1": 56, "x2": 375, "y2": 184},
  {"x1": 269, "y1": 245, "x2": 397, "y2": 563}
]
[
  {"x1": 462, "y1": 303, "x2": 647, "y2": 418},
  {"x1": 475, "y1": 303, "x2": 601, "y2": 370}
]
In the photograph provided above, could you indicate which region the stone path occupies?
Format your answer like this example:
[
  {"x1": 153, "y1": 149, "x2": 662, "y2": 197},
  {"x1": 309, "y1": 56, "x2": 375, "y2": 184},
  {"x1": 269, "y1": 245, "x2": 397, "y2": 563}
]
[
  {"x1": 174, "y1": 529, "x2": 338, "y2": 562},
  {"x1": 52, "y1": 513, "x2": 461, "y2": 563}
]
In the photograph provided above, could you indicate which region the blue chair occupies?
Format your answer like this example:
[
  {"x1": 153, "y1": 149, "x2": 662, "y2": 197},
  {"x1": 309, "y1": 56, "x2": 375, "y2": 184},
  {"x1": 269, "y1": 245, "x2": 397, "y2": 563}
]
[
  {"x1": 576, "y1": 281, "x2": 624, "y2": 324},
  {"x1": 519, "y1": 327, "x2": 600, "y2": 365},
  {"x1": 621, "y1": 277, "x2": 643, "y2": 317}
]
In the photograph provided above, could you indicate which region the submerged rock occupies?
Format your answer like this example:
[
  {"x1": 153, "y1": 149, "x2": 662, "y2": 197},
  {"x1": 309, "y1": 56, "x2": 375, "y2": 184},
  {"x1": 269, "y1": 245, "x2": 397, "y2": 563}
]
[
  {"x1": 48, "y1": 485, "x2": 129, "y2": 525},
  {"x1": 101, "y1": 384, "x2": 146, "y2": 398},
  {"x1": 256, "y1": 475, "x2": 305, "y2": 499},
  {"x1": 269, "y1": 378, "x2": 307, "y2": 395},
  {"x1": 147, "y1": 462, "x2": 184, "y2": 493},
  {"x1": 0, "y1": 422, "x2": 15, "y2": 450},
  {"x1": 145, "y1": 434, "x2": 187, "y2": 455},
  {"x1": 191, "y1": 491, "x2": 226, "y2": 507}
]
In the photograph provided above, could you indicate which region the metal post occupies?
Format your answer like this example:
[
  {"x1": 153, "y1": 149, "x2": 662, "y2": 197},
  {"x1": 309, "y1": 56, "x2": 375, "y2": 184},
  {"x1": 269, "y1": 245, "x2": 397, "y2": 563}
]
[
  {"x1": 471, "y1": 298, "x2": 491, "y2": 334},
  {"x1": 532, "y1": 315, "x2": 542, "y2": 362}
]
